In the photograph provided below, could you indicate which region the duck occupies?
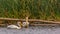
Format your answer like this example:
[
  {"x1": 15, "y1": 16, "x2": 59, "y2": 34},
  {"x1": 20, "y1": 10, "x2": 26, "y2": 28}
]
[{"x1": 7, "y1": 22, "x2": 21, "y2": 29}]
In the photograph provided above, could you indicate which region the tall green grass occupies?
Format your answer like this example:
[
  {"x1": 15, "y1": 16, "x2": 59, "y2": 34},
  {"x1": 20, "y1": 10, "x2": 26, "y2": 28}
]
[{"x1": 0, "y1": 0, "x2": 60, "y2": 21}]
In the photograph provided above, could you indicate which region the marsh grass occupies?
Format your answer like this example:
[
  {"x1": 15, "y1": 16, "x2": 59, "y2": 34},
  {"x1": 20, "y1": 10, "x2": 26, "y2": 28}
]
[{"x1": 0, "y1": 0, "x2": 60, "y2": 21}]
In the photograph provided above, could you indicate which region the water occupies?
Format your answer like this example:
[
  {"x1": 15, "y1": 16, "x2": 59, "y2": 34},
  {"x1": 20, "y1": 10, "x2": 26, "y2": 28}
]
[{"x1": 0, "y1": 25, "x2": 60, "y2": 34}]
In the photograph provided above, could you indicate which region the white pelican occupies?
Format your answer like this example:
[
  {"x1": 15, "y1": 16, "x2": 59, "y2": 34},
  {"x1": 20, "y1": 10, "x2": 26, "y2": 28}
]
[{"x1": 7, "y1": 22, "x2": 21, "y2": 29}]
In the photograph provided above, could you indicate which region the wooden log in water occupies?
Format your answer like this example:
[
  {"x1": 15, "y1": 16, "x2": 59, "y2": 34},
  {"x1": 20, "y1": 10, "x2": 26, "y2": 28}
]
[
  {"x1": 0, "y1": 18, "x2": 20, "y2": 21},
  {"x1": 30, "y1": 24, "x2": 59, "y2": 26},
  {"x1": 0, "y1": 24, "x2": 5, "y2": 26},
  {"x1": 0, "y1": 18, "x2": 60, "y2": 24},
  {"x1": 28, "y1": 19, "x2": 60, "y2": 24}
]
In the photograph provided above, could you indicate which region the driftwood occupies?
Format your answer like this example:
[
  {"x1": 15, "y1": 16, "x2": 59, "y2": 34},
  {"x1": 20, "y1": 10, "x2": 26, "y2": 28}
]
[
  {"x1": 0, "y1": 24, "x2": 5, "y2": 26},
  {"x1": 30, "y1": 24, "x2": 59, "y2": 26},
  {"x1": 0, "y1": 18, "x2": 20, "y2": 21},
  {"x1": 0, "y1": 18, "x2": 60, "y2": 24}
]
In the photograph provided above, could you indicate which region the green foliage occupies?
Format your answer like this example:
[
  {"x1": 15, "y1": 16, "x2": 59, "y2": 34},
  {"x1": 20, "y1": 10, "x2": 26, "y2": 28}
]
[{"x1": 0, "y1": 0, "x2": 60, "y2": 21}]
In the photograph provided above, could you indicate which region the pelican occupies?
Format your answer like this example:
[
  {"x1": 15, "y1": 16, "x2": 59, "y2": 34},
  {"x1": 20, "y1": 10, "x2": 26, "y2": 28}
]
[{"x1": 7, "y1": 22, "x2": 21, "y2": 29}]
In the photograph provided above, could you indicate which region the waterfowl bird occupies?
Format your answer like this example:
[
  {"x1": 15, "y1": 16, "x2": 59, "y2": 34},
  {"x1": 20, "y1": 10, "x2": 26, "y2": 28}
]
[
  {"x1": 22, "y1": 16, "x2": 29, "y2": 28},
  {"x1": 22, "y1": 22, "x2": 29, "y2": 27},
  {"x1": 7, "y1": 22, "x2": 21, "y2": 29}
]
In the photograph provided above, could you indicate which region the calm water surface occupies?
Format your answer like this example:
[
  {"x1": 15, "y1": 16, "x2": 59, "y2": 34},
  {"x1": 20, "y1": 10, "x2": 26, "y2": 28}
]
[{"x1": 0, "y1": 25, "x2": 60, "y2": 34}]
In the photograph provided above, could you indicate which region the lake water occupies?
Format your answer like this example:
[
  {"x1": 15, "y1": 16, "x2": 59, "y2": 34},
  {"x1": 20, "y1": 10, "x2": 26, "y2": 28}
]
[{"x1": 0, "y1": 25, "x2": 60, "y2": 34}]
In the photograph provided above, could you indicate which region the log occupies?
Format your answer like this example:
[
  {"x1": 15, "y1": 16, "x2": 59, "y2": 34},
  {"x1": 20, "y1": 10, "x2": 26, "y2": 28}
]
[
  {"x1": 0, "y1": 24, "x2": 5, "y2": 26},
  {"x1": 0, "y1": 18, "x2": 60, "y2": 24},
  {"x1": 0, "y1": 18, "x2": 20, "y2": 21},
  {"x1": 30, "y1": 24, "x2": 59, "y2": 26}
]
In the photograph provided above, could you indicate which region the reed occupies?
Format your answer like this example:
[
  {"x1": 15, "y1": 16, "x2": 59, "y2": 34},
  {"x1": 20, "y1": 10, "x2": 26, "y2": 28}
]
[{"x1": 0, "y1": 0, "x2": 60, "y2": 21}]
